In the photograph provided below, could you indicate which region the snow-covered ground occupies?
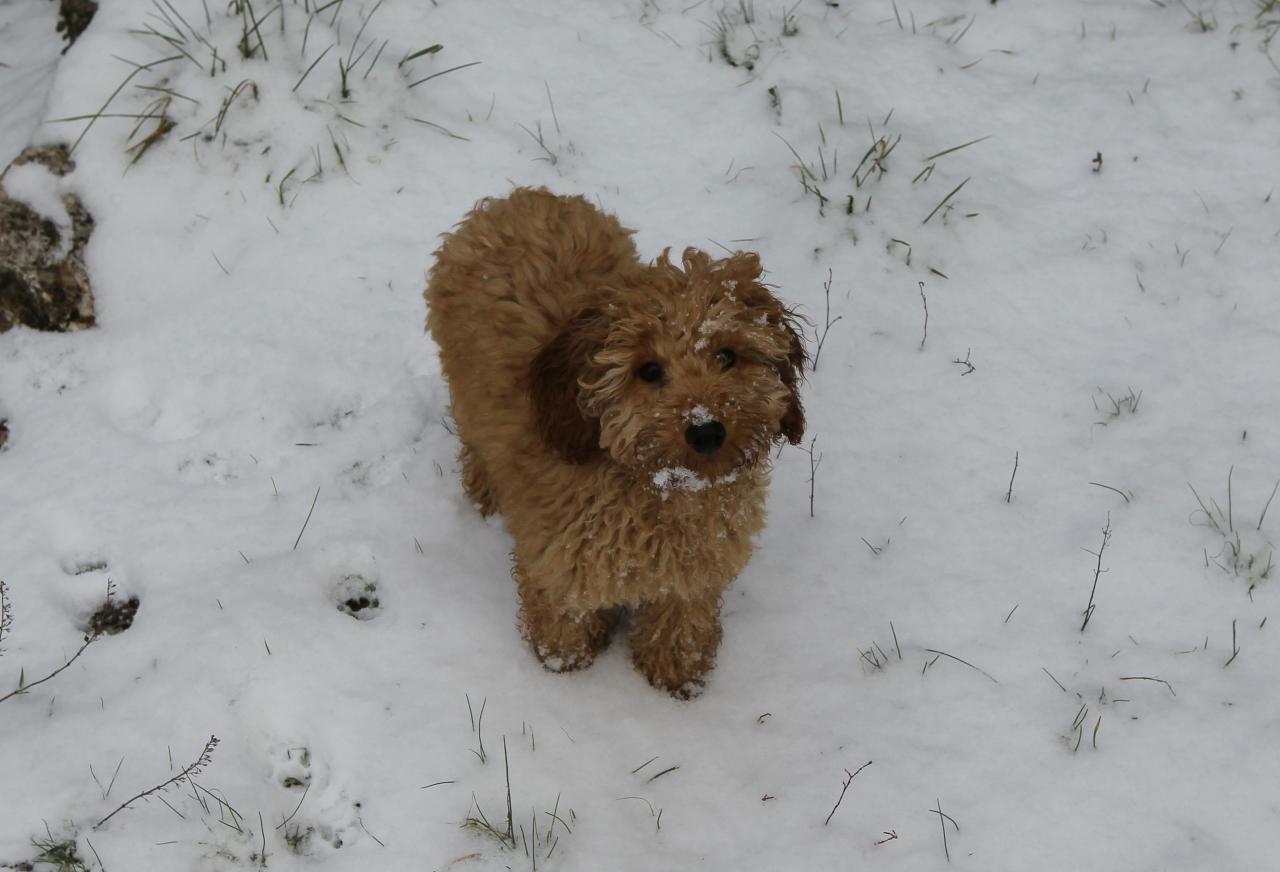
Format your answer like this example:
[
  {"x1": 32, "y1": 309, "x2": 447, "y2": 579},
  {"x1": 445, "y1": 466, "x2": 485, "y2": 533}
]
[{"x1": 2, "y1": 0, "x2": 1279, "y2": 869}]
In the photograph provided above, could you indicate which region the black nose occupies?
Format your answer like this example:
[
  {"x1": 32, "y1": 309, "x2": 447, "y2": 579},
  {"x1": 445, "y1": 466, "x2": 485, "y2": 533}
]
[{"x1": 685, "y1": 421, "x2": 726, "y2": 455}]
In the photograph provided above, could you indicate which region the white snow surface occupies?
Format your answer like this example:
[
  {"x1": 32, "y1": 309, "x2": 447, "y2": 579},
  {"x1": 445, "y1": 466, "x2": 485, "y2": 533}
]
[
  {"x1": 2, "y1": 1, "x2": 1280, "y2": 870},
  {"x1": 0, "y1": 0, "x2": 63, "y2": 166},
  {"x1": 2, "y1": 161, "x2": 74, "y2": 254}
]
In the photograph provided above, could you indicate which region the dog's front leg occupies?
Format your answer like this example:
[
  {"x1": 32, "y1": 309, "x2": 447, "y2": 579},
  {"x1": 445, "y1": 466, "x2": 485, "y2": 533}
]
[
  {"x1": 457, "y1": 442, "x2": 498, "y2": 516},
  {"x1": 630, "y1": 591, "x2": 723, "y2": 699},
  {"x1": 515, "y1": 568, "x2": 617, "y2": 672}
]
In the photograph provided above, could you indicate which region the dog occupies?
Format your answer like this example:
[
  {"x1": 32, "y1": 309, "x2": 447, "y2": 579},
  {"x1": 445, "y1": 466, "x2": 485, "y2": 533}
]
[{"x1": 425, "y1": 188, "x2": 805, "y2": 697}]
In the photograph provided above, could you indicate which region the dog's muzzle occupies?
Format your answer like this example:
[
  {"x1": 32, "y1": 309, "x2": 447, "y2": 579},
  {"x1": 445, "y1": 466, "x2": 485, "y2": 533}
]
[{"x1": 685, "y1": 421, "x2": 726, "y2": 455}]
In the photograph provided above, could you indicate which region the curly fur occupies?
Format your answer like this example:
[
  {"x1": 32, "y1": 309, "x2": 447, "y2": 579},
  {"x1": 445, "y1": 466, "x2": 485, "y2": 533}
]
[{"x1": 425, "y1": 188, "x2": 806, "y2": 697}]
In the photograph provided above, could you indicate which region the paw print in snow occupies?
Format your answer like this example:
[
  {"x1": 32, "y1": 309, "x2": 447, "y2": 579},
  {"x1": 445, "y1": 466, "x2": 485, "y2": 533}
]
[{"x1": 334, "y1": 574, "x2": 381, "y2": 620}]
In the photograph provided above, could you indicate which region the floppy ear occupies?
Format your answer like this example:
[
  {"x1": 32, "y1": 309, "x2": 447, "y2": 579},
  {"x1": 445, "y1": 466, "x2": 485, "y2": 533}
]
[
  {"x1": 776, "y1": 314, "x2": 807, "y2": 445},
  {"x1": 529, "y1": 309, "x2": 609, "y2": 463},
  {"x1": 717, "y1": 253, "x2": 808, "y2": 445}
]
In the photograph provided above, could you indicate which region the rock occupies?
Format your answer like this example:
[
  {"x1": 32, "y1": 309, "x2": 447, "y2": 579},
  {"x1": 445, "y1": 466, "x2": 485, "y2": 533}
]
[{"x1": 0, "y1": 143, "x2": 95, "y2": 334}]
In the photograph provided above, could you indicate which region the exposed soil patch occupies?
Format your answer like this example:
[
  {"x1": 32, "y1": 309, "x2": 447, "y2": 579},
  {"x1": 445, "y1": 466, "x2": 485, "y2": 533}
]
[
  {"x1": 86, "y1": 595, "x2": 140, "y2": 635},
  {"x1": 53, "y1": 0, "x2": 98, "y2": 51},
  {"x1": 0, "y1": 144, "x2": 95, "y2": 334}
]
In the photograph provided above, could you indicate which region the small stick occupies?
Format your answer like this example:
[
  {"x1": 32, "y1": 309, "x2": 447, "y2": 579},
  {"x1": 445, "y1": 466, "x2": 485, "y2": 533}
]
[
  {"x1": 407, "y1": 61, "x2": 482, "y2": 89},
  {"x1": 630, "y1": 756, "x2": 659, "y2": 775},
  {"x1": 1004, "y1": 451, "x2": 1019, "y2": 503},
  {"x1": 922, "y1": 177, "x2": 969, "y2": 225},
  {"x1": 1041, "y1": 667, "x2": 1067, "y2": 692},
  {"x1": 1227, "y1": 465, "x2": 1235, "y2": 532},
  {"x1": 544, "y1": 81, "x2": 561, "y2": 135},
  {"x1": 811, "y1": 270, "x2": 843, "y2": 371},
  {"x1": 1119, "y1": 675, "x2": 1176, "y2": 696},
  {"x1": 823, "y1": 761, "x2": 872, "y2": 825},
  {"x1": 1080, "y1": 514, "x2": 1112, "y2": 632},
  {"x1": 923, "y1": 648, "x2": 998, "y2": 684},
  {"x1": 276, "y1": 782, "x2": 310, "y2": 830},
  {"x1": 85, "y1": 837, "x2": 105, "y2": 870},
  {"x1": 1224, "y1": 619, "x2": 1240, "y2": 668},
  {"x1": 1089, "y1": 481, "x2": 1131, "y2": 504},
  {"x1": 931, "y1": 798, "x2": 959, "y2": 861},
  {"x1": 96, "y1": 736, "x2": 219, "y2": 828},
  {"x1": 0, "y1": 580, "x2": 11, "y2": 651},
  {"x1": 1258, "y1": 479, "x2": 1279, "y2": 531},
  {"x1": 0, "y1": 633, "x2": 98, "y2": 705},
  {"x1": 646, "y1": 765, "x2": 680, "y2": 784},
  {"x1": 502, "y1": 739, "x2": 513, "y2": 844},
  {"x1": 293, "y1": 42, "x2": 333, "y2": 91},
  {"x1": 292, "y1": 487, "x2": 321, "y2": 550},
  {"x1": 802, "y1": 436, "x2": 822, "y2": 519},
  {"x1": 918, "y1": 281, "x2": 928, "y2": 350},
  {"x1": 922, "y1": 135, "x2": 991, "y2": 162}
]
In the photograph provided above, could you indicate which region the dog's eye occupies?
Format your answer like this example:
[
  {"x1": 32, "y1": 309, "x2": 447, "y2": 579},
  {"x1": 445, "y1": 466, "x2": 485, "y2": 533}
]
[
  {"x1": 636, "y1": 361, "x2": 664, "y2": 383},
  {"x1": 715, "y1": 348, "x2": 737, "y2": 370}
]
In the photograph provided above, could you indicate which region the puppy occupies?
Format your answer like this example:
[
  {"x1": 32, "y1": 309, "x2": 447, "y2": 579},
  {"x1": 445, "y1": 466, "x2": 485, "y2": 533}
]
[{"x1": 425, "y1": 188, "x2": 805, "y2": 697}]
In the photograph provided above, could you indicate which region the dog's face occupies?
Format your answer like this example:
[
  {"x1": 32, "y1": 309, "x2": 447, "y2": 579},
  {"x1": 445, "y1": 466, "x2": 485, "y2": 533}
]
[{"x1": 530, "y1": 249, "x2": 806, "y2": 485}]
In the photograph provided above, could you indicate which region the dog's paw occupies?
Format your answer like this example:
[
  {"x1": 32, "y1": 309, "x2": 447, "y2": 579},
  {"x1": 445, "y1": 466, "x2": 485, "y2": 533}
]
[
  {"x1": 534, "y1": 645, "x2": 595, "y2": 673},
  {"x1": 636, "y1": 665, "x2": 707, "y2": 700},
  {"x1": 521, "y1": 603, "x2": 618, "y2": 673},
  {"x1": 667, "y1": 678, "x2": 707, "y2": 701},
  {"x1": 630, "y1": 647, "x2": 713, "y2": 700}
]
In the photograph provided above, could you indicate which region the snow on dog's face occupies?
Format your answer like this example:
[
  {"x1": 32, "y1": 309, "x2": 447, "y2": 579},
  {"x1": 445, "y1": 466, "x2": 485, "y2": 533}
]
[{"x1": 530, "y1": 248, "x2": 806, "y2": 485}]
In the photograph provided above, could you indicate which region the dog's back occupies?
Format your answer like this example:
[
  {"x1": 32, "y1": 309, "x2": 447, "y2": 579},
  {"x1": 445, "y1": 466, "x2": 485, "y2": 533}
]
[
  {"x1": 426, "y1": 188, "x2": 636, "y2": 365},
  {"x1": 425, "y1": 188, "x2": 638, "y2": 504}
]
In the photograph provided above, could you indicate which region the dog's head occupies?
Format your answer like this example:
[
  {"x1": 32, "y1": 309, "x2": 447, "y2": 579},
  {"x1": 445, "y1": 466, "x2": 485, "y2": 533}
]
[{"x1": 530, "y1": 248, "x2": 806, "y2": 485}]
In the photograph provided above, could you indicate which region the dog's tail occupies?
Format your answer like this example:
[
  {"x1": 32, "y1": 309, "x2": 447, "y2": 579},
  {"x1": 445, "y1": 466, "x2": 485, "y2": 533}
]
[
  {"x1": 427, "y1": 187, "x2": 638, "y2": 350},
  {"x1": 472, "y1": 187, "x2": 637, "y2": 289}
]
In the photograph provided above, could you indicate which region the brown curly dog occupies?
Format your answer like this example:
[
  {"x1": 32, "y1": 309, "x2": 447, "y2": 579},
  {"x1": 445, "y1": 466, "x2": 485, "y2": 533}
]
[{"x1": 425, "y1": 188, "x2": 805, "y2": 698}]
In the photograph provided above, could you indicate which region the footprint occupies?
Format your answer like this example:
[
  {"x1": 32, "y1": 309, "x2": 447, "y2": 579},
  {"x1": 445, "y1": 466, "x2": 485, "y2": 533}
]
[
  {"x1": 58, "y1": 556, "x2": 140, "y2": 635},
  {"x1": 273, "y1": 745, "x2": 314, "y2": 791},
  {"x1": 334, "y1": 574, "x2": 381, "y2": 620},
  {"x1": 60, "y1": 555, "x2": 108, "y2": 576},
  {"x1": 85, "y1": 593, "x2": 140, "y2": 636},
  {"x1": 176, "y1": 452, "x2": 239, "y2": 484},
  {"x1": 266, "y1": 743, "x2": 364, "y2": 854}
]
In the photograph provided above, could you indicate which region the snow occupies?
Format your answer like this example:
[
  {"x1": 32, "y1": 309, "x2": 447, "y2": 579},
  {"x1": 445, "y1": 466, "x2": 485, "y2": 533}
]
[
  {"x1": 2, "y1": 1, "x2": 1280, "y2": 870},
  {"x1": 686, "y1": 405, "x2": 714, "y2": 426},
  {"x1": 651, "y1": 464, "x2": 737, "y2": 497},
  {"x1": 0, "y1": 0, "x2": 63, "y2": 167},
  {"x1": 2, "y1": 160, "x2": 73, "y2": 255}
]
